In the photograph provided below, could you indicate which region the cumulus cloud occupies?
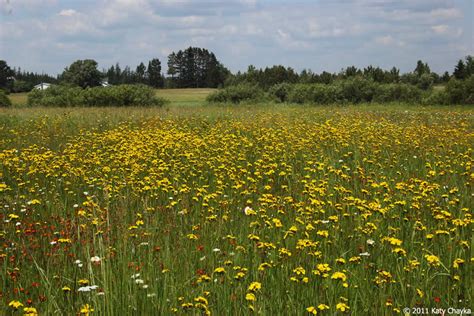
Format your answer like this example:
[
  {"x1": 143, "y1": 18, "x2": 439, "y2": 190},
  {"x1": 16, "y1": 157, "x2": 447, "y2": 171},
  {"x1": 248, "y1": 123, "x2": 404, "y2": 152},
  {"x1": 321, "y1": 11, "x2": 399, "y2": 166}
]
[
  {"x1": 58, "y1": 9, "x2": 77, "y2": 17},
  {"x1": 0, "y1": 0, "x2": 472, "y2": 75}
]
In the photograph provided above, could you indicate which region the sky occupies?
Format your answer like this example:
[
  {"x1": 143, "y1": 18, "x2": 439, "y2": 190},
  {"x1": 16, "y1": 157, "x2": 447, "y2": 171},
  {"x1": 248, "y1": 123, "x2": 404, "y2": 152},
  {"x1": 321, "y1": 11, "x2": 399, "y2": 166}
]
[{"x1": 0, "y1": 0, "x2": 472, "y2": 76}]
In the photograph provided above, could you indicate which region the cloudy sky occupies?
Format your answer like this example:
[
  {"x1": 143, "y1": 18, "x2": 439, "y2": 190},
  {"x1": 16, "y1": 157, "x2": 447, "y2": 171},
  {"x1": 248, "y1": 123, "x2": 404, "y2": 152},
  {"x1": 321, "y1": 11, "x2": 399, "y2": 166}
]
[{"x1": 0, "y1": 0, "x2": 472, "y2": 75}]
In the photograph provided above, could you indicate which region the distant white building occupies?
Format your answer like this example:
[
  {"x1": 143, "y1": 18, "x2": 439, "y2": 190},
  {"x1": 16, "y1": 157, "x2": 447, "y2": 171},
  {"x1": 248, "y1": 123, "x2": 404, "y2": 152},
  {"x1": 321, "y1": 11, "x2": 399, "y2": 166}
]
[
  {"x1": 101, "y1": 80, "x2": 110, "y2": 87},
  {"x1": 33, "y1": 83, "x2": 51, "y2": 90}
]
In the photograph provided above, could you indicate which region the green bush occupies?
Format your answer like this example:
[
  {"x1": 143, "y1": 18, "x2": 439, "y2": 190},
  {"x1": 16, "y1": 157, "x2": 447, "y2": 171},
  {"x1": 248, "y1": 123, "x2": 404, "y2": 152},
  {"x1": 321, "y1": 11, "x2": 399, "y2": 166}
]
[
  {"x1": 206, "y1": 84, "x2": 264, "y2": 103},
  {"x1": 286, "y1": 84, "x2": 342, "y2": 104},
  {"x1": 0, "y1": 89, "x2": 12, "y2": 107},
  {"x1": 445, "y1": 76, "x2": 474, "y2": 104},
  {"x1": 27, "y1": 84, "x2": 167, "y2": 107},
  {"x1": 336, "y1": 77, "x2": 377, "y2": 103},
  {"x1": 373, "y1": 84, "x2": 422, "y2": 103},
  {"x1": 422, "y1": 90, "x2": 449, "y2": 105},
  {"x1": 268, "y1": 83, "x2": 293, "y2": 102}
]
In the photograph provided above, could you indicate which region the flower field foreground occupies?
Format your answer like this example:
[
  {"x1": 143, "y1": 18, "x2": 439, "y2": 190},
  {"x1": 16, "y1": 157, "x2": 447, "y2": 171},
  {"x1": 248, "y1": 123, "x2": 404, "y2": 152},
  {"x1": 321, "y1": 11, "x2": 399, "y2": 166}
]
[{"x1": 1, "y1": 107, "x2": 472, "y2": 315}]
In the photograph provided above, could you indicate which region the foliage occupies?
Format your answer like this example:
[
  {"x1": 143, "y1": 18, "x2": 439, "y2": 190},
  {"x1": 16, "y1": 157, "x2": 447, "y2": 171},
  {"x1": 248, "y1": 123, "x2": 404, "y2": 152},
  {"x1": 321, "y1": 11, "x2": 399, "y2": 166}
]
[
  {"x1": 147, "y1": 58, "x2": 164, "y2": 88},
  {"x1": 445, "y1": 76, "x2": 474, "y2": 104},
  {"x1": 61, "y1": 59, "x2": 103, "y2": 88},
  {"x1": 0, "y1": 89, "x2": 12, "y2": 107},
  {"x1": 27, "y1": 84, "x2": 168, "y2": 107},
  {"x1": 267, "y1": 80, "x2": 424, "y2": 105},
  {"x1": 268, "y1": 82, "x2": 293, "y2": 102},
  {"x1": 167, "y1": 47, "x2": 230, "y2": 88},
  {"x1": 0, "y1": 60, "x2": 14, "y2": 91},
  {"x1": 373, "y1": 83, "x2": 423, "y2": 103},
  {"x1": 206, "y1": 83, "x2": 264, "y2": 103}
]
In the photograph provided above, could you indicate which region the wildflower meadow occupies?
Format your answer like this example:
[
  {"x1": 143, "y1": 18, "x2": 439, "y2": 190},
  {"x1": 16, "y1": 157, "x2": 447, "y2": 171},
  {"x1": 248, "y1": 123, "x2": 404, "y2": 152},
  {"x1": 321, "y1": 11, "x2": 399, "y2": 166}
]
[{"x1": 1, "y1": 106, "x2": 472, "y2": 315}]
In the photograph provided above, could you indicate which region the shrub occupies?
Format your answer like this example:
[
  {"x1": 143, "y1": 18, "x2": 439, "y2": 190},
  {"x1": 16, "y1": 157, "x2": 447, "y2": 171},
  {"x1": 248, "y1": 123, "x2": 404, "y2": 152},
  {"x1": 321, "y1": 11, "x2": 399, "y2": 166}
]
[
  {"x1": 336, "y1": 77, "x2": 377, "y2": 103},
  {"x1": 445, "y1": 76, "x2": 474, "y2": 104},
  {"x1": 206, "y1": 84, "x2": 264, "y2": 103},
  {"x1": 27, "y1": 84, "x2": 167, "y2": 107},
  {"x1": 286, "y1": 84, "x2": 342, "y2": 104},
  {"x1": 0, "y1": 89, "x2": 12, "y2": 107},
  {"x1": 373, "y1": 84, "x2": 422, "y2": 103},
  {"x1": 268, "y1": 83, "x2": 293, "y2": 102},
  {"x1": 422, "y1": 90, "x2": 449, "y2": 105},
  {"x1": 417, "y1": 73, "x2": 434, "y2": 90}
]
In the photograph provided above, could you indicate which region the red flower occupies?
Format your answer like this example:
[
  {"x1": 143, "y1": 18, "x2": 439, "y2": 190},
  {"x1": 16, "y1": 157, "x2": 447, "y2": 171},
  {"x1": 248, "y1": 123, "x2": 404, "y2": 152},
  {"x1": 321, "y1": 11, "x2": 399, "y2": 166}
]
[{"x1": 434, "y1": 297, "x2": 441, "y2": 303}]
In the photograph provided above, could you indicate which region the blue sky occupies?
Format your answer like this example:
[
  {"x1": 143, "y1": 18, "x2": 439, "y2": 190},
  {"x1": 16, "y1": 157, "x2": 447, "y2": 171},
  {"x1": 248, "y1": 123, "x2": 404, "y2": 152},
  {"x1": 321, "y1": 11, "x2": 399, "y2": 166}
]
[{"x1": 0, "y1": 0, "x2": 472, "y2": 75}]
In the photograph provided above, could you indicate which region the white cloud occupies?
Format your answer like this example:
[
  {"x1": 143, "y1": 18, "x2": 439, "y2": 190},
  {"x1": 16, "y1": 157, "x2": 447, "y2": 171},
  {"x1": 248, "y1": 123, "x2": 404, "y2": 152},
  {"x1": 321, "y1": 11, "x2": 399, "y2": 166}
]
[
  {"x1": 58, "y1": 9, "x2": 77, "y2": 17},
  {"x1": 374, "y1": 35, "x2": 405, "y2": 47}
]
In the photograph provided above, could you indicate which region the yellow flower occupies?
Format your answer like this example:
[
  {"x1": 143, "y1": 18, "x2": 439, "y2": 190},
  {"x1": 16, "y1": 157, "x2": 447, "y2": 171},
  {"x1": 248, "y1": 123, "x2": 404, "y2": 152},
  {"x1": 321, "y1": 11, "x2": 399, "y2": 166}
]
[
  {"x1": 335, "y1": 258, "x2": 346, "y2": 264},
  {"x1": 213, "y1": 267, "x2": 226, "y2": 274},
  {"x1": 336, "y1": 302, "x2": 350, "y2": 312},
  {"x1": 392, "y1": 247, "x2": 407, "y2": 256},
  {"x1": 306, "y1": 306, "x2": 318, "y2": 314},
  {"x1": 194, "y1": 296, "x2": 208, "y2": 306},
  {"x1": 80, "y1": 304, "x2": 94, "y2": 315},
  {"x1": 62, "y1": 285, "x2": 72, "y2": 292},
  {"x1": 383, "y1": 237, "x2": 402, "y2": 246},
  {"x1": 78, "y1": 279, "x2": 89, "y2": 285},
  {"x1": 416, "y1": 289, "x2": 424, "y2": 297},
  {"x1": 8, "y1": 300, "x2": 24, "y2": 309},
  {"x1": 453, "y1": 258, "x2": 465, "y2": 269},
  {"x1": 317, "y1": 230, "x2": 329, "y2": 238},
  {"x1": 248, "y1": 282, "x2": 262, "y2": 292},
  {"x1": 245, "y1": 293, "x2": 256, "y2": 301},
  {"x1": 424, "y1": 254, "x2": 441, "y2": 266},
  {"x1": 318, "y1": 304, "x2": 329, "y2": 310},
  {"x1": 331, "y1": 272, "x2": 347, "y2": 282},
  {"x1": 23, "y1": 307, "x2": 38, "y2": 315}
]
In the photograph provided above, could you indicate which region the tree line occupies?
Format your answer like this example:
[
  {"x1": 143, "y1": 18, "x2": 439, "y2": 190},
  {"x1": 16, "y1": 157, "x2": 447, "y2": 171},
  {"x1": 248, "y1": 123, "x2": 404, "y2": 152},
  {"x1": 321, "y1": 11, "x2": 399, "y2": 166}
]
[
  {"x1": 225, "y1": 57, "x2": 473, "y2": 91},
  {"x1": 0, "y1": 49, "x2": 473, "y2": 93}
]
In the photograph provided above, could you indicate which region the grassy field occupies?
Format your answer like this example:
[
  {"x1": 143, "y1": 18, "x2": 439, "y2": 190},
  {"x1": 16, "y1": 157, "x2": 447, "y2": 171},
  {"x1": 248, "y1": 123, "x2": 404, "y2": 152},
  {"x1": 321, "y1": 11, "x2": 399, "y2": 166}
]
[
  {"x1": 8, "y1": 88, "x2": 215, "y2": 107},
  {"x1": 0, "y1": 105, "x2": 473, "y2": 315},
  {"x1": 155, "y1": 88, "x2": 215, "y2": 106},
  {"x1": 7, "y1": 92, "x2": 28, "y2": 107}
]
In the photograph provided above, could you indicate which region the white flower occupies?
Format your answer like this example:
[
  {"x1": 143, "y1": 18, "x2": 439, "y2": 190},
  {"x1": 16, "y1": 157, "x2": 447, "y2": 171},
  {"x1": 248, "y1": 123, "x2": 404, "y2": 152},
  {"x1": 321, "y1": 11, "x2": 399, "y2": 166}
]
[
  {"x1": 142, "y1": 284, "x2": 149, "y2": 289},
  {"x1": 78, "y1": 285, "x2": 98, "y2": 292},
  {"x1": 366, "y1": 239, "x2": 375, "y2": 246},
  {"x1": 321, "y1": 220, "x2": 330, "y2": 224},
  {"x1": 131, "y1": 273, "x2": 140, "y2": 279},
  {"x1": 147, "y1": 293, "x2": 157, "y2": 298},
  {"x1": 135, "y1": 279, "x2": 144, "y2": 285},
  {"x1": 73, "y1": 204, "x2": 79, "y2": 208},
  {"x1": 359, "y1": 252, "x2": 370, "y2": 256},
  {"x1": 50, "y1": 241, "x2": 57, "y2": 245},
  {"x1": 200, "y1": 256, "x2": 206, "y2": 261},
  {"x1": 212, "y1": 248, "x2": 221, "y2": 252},
  {"x1": 244, "y1": 206, "x2": 255, "y2": 215},
  {"x1": 90, "y1": 256, "x2": 101, "y2": 263}
]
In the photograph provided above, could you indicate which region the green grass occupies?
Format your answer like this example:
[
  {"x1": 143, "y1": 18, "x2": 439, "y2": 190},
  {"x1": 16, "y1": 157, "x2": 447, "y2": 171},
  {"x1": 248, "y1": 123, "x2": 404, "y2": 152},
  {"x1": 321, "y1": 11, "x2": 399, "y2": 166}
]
[
  {"x1": 0, "y1": 105, "x2": 472, "y2": 315},
  {"x1": 8, "y1": 88, "x2": 215, "y2": 108},
  {"x1": 7, "y1": 92, "x2": 28, "y2": 107},
  {"x1": 155, "y1": 88, "x2": 215, "y2": 106}
]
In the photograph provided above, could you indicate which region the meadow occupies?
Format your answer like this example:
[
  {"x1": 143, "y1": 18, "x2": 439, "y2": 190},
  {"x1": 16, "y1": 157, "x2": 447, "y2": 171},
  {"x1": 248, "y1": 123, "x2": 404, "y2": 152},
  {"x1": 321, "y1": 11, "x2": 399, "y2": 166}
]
[{"x1": 0, "y1": 102, "x2": 473, "y2": 315}]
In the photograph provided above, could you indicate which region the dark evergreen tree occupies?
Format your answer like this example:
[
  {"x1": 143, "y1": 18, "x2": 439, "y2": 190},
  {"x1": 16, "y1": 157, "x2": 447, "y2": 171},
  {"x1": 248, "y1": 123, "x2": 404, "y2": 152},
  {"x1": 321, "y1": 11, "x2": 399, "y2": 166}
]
[
  {"x1": 453, "y1": 59, "x2": 467, "y2": 80},
  {"x1": 147, "y1": 58, "x2": 164, "y2": 88},
  {"x1": 0, "y1": 60, "x2": 14, "y2": 90}
]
